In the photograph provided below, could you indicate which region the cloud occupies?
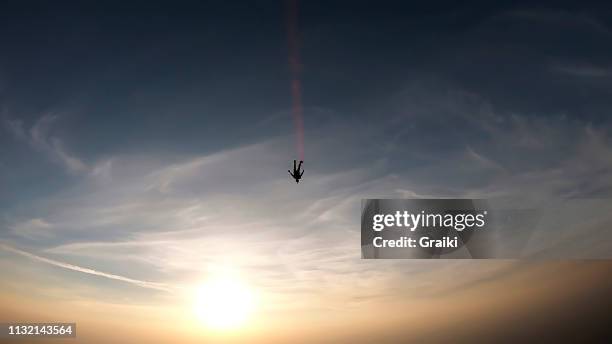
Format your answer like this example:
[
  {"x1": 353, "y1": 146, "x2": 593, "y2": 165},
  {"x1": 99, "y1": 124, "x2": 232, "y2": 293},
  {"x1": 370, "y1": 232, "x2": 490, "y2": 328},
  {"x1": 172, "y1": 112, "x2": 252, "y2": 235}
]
[
  {"x1": 0, "y1": 241, "x2": 171, "y2": 292},
  {"x1": 3, "y1": 114, "x2": 89, "y2": 174},
  {"x1": 503, "y1": 9, "x2": 611, "y2": 35},
  {"x1": 9, "y1": 218, "x2": 53, "y2": 239},
  {"x1": 1, "y1": 83, "x2": 612, "y2": 312},
  {"x1": 551, "y1": 63, "x2": 612, "y2": 78}
]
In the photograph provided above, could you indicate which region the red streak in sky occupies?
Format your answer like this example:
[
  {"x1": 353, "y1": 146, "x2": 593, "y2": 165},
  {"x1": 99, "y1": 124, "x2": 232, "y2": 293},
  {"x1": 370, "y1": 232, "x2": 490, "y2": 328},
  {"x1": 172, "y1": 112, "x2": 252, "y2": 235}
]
[{"x1": 286, "y1": 0, "x2": 304, "y2": 161}]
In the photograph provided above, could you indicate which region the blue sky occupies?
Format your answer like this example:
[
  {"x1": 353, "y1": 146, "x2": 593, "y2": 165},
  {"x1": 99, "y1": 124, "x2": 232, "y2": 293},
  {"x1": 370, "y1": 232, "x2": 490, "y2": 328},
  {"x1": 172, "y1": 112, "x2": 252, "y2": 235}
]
[{"x1": 1, "y1": 1, "x2": 612, "y2": 342}]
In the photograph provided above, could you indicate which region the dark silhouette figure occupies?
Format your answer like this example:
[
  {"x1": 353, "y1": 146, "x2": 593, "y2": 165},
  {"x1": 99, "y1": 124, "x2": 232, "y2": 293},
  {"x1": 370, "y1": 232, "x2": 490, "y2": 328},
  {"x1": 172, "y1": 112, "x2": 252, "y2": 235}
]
[{"x1": 289, "y1": 160, "x2": 304, "y2": 183}]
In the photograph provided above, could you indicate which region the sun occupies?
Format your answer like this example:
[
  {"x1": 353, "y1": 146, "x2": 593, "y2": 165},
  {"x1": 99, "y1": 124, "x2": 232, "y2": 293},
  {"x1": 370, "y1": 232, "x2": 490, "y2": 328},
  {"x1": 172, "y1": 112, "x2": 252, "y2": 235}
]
[{"x1": 193, "y1": 274, "x2": 256, "y2": 330}]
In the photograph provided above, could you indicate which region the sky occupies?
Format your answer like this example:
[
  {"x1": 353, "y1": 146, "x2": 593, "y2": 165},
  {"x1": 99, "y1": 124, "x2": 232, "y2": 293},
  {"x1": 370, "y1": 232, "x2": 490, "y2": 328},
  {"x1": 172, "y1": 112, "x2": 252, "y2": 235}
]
[{"x1": 1, "y1": 1, "x2": 612, "y2": 342}]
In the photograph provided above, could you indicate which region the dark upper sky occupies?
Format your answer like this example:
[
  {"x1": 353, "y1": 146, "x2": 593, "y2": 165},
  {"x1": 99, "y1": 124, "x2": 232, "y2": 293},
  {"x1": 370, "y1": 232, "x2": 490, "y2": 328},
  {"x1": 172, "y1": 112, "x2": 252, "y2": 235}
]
[
  {"x1": 1, "y1": 1, "x2": 612, "y2": 204},
  {"x1": 2, "y1": 1, "x2": 612, "y2": 137}
]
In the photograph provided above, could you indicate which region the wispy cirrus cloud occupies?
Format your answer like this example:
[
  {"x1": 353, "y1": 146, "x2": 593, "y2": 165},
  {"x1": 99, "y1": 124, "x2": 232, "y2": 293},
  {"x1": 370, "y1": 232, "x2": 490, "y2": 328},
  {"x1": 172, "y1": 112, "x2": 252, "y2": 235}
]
[
  {"x1": 1, "y1": 83, "x2": 612, "y2": 312},
  {"x1": 9, "y1": 218, "x2": 54, "y2": 239},
  {"x1": 3, "y1": 114, "x2": 89, "y2": 174},
  {"x1": 503, "y1": 9, "x2": 611, "y2": 35},
  {"x1": 551, "y1": 62, "x2": 612, "y2": 78},
  {"x1": 0, "y1": 241, "x2": 171, "y2": 292}
]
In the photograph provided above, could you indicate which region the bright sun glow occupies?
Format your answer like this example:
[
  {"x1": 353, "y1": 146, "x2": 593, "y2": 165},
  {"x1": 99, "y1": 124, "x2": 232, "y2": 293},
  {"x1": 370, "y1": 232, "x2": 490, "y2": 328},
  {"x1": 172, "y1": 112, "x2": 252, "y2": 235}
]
[{"x1": 193, "y1": 273, "x2": 256, "y2": 330}]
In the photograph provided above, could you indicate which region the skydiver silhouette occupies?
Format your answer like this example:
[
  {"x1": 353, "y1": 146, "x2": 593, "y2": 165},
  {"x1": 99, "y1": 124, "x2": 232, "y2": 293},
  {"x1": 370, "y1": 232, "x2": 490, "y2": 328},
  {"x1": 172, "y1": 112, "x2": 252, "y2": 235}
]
[{"x1": 289, "y1": 160, "x2": 304, "y2": 183}]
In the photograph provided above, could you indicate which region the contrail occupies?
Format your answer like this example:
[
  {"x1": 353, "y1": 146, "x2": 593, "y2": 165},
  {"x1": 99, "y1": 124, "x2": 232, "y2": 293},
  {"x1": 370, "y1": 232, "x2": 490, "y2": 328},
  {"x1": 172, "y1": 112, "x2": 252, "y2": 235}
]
[
  {"x1": 286, "y1": 0, "x2": 305, "y2": 161},
  {"x1": 0, "y1": 242, "x2": 172, "y2": 292}
]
